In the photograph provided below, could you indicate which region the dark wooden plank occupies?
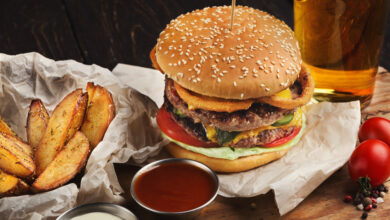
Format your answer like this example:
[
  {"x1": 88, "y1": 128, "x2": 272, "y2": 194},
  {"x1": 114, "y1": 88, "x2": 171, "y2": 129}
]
[
  {"x1": 63, "y1": 0, "x2": 292, "y2": 70},
  {"x1": 0, "y1": 0, "x2": 83, "y2": 62}
]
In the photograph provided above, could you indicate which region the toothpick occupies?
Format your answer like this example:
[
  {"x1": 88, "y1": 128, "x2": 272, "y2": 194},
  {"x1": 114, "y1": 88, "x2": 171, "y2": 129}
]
[{"x1": 230, "y1": 0, "x2": 236, "y2": 31}]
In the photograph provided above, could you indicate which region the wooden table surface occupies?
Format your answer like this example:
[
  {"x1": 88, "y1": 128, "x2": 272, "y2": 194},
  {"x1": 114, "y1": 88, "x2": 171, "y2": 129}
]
[{"x1": 1, "y1": 1, "x2": 390, "y2": 219}]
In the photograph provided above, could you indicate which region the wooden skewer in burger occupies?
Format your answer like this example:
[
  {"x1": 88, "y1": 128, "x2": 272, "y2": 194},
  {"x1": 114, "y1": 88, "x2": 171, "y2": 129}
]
[{"x1": 151, "y1": 6, "x2": 314, "y2": 173}]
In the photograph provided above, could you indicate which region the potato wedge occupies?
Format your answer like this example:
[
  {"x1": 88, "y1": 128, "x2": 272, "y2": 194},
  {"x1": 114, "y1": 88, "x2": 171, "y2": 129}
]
[
  {"x1": 0, "y1": 169, "x2": 29, "y2": 197},
  {"x1": 0, "y1": 133, "x2": 35, "y2": 178},
  {"x1": 0, "y1": 117, "x2": 17, "y2": 138},
  {"x1": 66, "y1": 93, "x2": 88, "y2": 142},
  {"x1": 27, "y1": 99, "x2": 50, "y2": 152},
  {"x1": 81, "y1": 83, "x2": 115, "y2": 149},
  {"x1": 1, "y1": 132, "x2": 33, "y2": 158},
  {"x1": 35, "y1": 89, "x2": 88, "y2": 174},
  {"x1": 86, "y1": 82, "x2": 96, "y2": 107},
  {"x1": 32, "y1": 131, "x2": 89, "y2": 192}
]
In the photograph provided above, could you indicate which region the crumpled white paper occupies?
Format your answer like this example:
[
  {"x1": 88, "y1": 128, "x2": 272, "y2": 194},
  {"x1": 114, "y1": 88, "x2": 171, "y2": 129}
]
[
  {"x1": 113, "y1": 63, "x2": 361, "y2": 215},
  {"x1": 0, "y1": 53, "x2": 361, "y2": 218},
  {"x1": 0, "y1": 53, "x2": 167, "y2": 219}
]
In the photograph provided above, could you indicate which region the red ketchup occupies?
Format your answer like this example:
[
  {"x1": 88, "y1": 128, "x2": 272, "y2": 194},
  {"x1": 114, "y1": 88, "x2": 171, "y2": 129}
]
[{"x1": 133, "y1": 162, "x2": 216, "y2": 212}]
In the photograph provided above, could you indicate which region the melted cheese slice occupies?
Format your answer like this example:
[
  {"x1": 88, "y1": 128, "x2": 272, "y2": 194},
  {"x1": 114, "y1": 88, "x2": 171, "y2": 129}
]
[
  {"x1": 206, "y1": 107, "x2": 303, "y2": 146},
  {"x1": 275, "y1": 88, "x2": 292, "y2": 99}
]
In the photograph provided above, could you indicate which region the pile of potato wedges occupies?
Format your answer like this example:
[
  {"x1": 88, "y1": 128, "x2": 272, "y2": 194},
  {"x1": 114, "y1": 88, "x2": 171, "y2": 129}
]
[{"x1": 0, "y1": 82, "x2": 115, "y2": 197}]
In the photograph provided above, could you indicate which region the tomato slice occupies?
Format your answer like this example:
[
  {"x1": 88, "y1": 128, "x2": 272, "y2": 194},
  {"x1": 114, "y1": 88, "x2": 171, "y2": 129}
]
[
  {"x1": 262, "y1": 127, "x2": 301, "y2": 148},
  {"x1": 156, "y1": 107, "x2": 217, "y2": 147}
]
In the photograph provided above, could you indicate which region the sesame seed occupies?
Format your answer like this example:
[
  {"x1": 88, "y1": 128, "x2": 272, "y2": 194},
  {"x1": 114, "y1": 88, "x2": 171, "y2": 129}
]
[
  {"x1": 234, "y1": 81, "x2": 237, "y2": 87},
  {"x1": 230, "y1": 65, "x2": 236, "y2": 69}
]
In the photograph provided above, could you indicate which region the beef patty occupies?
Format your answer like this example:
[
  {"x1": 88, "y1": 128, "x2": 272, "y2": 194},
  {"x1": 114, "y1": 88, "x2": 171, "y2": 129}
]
[{"x1": 165, "y1": 79, "x2": 295, "y2": 132}]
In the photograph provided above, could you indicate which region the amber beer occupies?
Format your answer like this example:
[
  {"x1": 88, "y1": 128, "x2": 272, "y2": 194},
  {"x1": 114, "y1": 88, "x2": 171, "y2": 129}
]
[{"x1": 294, "y1": 0, "x2": 388, "y2": 107}]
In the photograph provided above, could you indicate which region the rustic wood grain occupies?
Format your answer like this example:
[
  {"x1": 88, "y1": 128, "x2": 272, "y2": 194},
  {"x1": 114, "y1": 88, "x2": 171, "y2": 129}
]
[
  {"x1": 0, "y1": 0, "x2": 83, "y2": 62},
  {"x1": 62, "y1": 0, "x2": 293, "y2": 70},
  {"x1": 115, "y1": 71, "x2": 390, "y2": 219}
]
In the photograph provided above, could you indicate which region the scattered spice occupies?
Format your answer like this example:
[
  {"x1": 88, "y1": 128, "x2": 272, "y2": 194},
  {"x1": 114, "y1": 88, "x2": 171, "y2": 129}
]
[
  {"x1": 344, "y1": 177, "x2": 388, "y2": 218},
  {"x1": 364, "y1": 204, "x2": 372, "y2": 211},
  {"x1": 356, "y1": 204, "x2": 364, "y2": 210},
  {"x1": 356, "y1": 203, "x2": 364, "y2": 210},
  {"x1": 344, "y1": 195, "x2": 352, "y2": 203},
  {"x1": 363, "y1": 197, "x2": 372, "y2": 207}
]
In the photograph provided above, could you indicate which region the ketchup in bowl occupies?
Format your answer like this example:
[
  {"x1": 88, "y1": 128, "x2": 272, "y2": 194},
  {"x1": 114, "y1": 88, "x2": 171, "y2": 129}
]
[{"x1": 131, "y1": 159, "x2": 219, "y2": 214}]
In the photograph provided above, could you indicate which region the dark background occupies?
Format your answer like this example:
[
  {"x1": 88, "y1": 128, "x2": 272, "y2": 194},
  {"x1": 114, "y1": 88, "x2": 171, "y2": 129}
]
[{"x1": 1, "y1": 0, "x2": 389, "y2": 71}]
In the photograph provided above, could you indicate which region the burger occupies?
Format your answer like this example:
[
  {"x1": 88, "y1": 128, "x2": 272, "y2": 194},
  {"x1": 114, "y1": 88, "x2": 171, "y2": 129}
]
[{"x1": 151, "y1": 6, "x2": 314, "y2": 172}]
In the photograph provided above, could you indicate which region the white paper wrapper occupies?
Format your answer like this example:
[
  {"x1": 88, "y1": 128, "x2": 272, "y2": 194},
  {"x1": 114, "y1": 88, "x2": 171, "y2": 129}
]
[
  {"x1": 0, "y1": 53, "x2": 361, "y2": 218},
  {"x1": 0, "y1": 53, "x2": 167, "y2": 219},
  {"x1": 113, "y1": 63, "x2": 361, "y2": 215}
]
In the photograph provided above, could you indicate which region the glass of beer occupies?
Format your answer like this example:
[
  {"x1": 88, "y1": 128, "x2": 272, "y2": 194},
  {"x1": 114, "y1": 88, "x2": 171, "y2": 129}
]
[{"x1": 294, "y1": 0, "x2": 388, "y2": 108}]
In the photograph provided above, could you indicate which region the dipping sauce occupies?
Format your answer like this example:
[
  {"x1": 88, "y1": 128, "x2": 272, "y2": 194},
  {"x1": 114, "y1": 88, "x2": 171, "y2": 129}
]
[
  {"x1": 71, "y1": 212, "x2": 124, "y2": 220},
  {"x1": 133, "y1": 162, "x2": 217, "y2": 212}
]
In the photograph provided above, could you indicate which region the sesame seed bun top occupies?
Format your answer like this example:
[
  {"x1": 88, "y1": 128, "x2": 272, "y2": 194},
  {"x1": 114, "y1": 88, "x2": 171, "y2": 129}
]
[{"x1": 155, "y1": 6, "x2": 302, "y2": 99}]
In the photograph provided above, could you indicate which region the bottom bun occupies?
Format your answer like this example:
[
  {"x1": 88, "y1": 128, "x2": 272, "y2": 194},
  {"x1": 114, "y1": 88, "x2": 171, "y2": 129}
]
[{"x1": 165, "y1": 142, "x2": 290, "y2": 173}]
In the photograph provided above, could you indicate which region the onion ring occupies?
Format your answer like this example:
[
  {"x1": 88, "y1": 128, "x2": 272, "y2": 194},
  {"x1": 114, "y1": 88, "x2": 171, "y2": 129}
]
[
  {"x1": 259, "y1": 67, "x2": 314, "y2": 109},
  {"x1": 174, "y1": 82, "x2": 255, "y2": 113},
  {"x1": 150, "y1": 46, "x2": 163, "y2": 73}
]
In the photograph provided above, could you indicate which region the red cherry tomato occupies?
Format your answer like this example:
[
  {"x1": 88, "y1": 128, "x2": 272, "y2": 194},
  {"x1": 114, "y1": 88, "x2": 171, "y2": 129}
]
[
  {"x1": 262, "y1": 127, "x2": 301, "y2": 148},
  {"x1": 348, "y1": 139, "x2": 390, "y2": 186},
  {"x1": 359, "y1": 117, "x2": 390, "y2": 146},
  {"x1": 156, "y1": 107, "x2": 216, "y2": 147}
]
